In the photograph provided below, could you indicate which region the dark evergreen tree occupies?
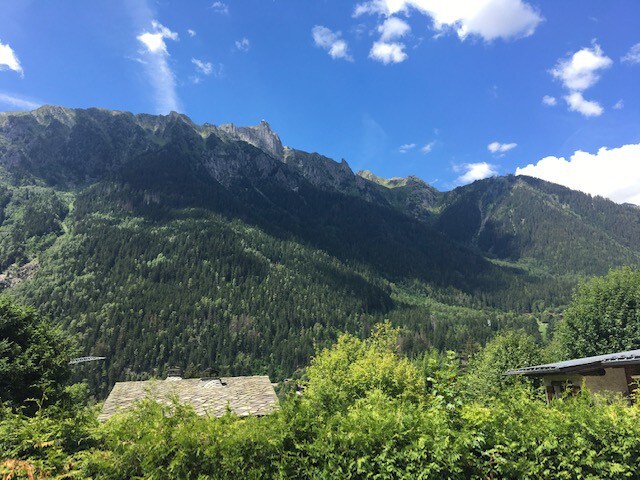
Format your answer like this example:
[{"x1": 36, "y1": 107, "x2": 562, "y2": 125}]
[{"x1": 0, "y1": 297, "x2": 75, "y2": 411}]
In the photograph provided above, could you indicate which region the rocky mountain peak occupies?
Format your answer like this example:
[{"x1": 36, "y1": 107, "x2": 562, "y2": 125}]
[
  {"x1": 218, "y1": 120, "x2": 284, "y2": 159},
  {"x1": 357, "y1": 170, "x2": 408, "y2": 188},
  {"x1": 31, "y1": 105, "x2": 77, "y2": 128},
  {"x1": 357, "y1": 171, "x2": 435, "y2": 190}
]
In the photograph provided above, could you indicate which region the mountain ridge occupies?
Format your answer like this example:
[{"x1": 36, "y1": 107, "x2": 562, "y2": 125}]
[
  {"x1": 2, "y1": 105, "x2": 639, "y2": 278},
  {"x1": 0, "y1": 105, "x2": 638, "y2": 393}
]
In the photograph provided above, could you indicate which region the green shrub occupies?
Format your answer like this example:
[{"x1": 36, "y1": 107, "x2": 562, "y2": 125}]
[{"x1": 4, "y1": 323, "x2": 640, "y2": 479}]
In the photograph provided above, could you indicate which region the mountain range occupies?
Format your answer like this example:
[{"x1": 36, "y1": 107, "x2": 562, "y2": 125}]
[{"x1": 1, "y1": 106, "x2": 638, "y2": 394}]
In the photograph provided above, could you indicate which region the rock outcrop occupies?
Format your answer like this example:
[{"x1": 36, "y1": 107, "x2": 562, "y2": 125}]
[{"x1": 216, "y1": 120, "x2": 285, "y2": 160}]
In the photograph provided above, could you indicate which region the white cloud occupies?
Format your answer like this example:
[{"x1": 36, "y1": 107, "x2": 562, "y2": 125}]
[
  {"x1": 137, "y1": 20, "x2": 178, "y2": 54},
  {"x1": 542, "y1": 95, "x2": 557, "y2": 106},
  {"x1": 0, "y1": 92, "x2": 40, "y2": 110},
  {"x1": 136, "y1": 20, "x2": 180, "y2": 113},
  {"x1": 613, "y1": 99, "x2": 624, "y2": 110},
  {"x1": 488, "y1": 141, "x2": 517, "y2": 154},
  {"x1": 0, "y1": 40, "x2": 23, "y2": 77},
  {"x1": 367, "y1": 17, "x2": 411, "y2": 64},
  {"x1": 549, "y1": 42, "x2": 611, "y2": 118},
  {"x1": 421, "y1": 141, "x2": 436, "y2": 154},
  {"x1": 564, "y1": 92, "x2": 603, "y2": 117},
  {"x1": 354, "y1": 0, "x2": 543, "y2": 42},
  {"x1": 312, "y1": 26, "x2": 353, "y2": 61},
  {"x1": 192, "y1": 58, "x2": 213, "y2": 75},
  {"x1": 551, "y1": 43, "x2": 612, "y2": 92},
  {"x1": 378, "y1": 17, "x2": 411, "y2": 41},
  {"x1": 187, "y1": 29, "x2": 197, "y2": 37},
  {"x1": 369, "y1": 41, "x2": 407, "y2": 64},
  {"x1": 235, "y1": 38, "x2": 250, "y2": 52},
  {"x1": 516, "y1": 143, "x2": 640, "y2": 205},
  {"x1": 455, "y1": 162, "x2": 498, "y2": 184},
  {"x1": 399, "y1": 143, "x2": 416, "y2": 153},
  {"x1": 211, "y1": 2, "x2": 228, "y2": 14},
  {"x1": 622, "y1": 43, "x2": 640, "y2": 64}
]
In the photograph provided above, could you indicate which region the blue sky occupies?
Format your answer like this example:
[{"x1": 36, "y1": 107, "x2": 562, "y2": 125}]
[{"x1": 0, "y1": 0, "x2": 639, "y2": 203}]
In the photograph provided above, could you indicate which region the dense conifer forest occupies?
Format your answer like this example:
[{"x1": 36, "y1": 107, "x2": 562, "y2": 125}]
[
  {"x1": 3, "y1": 281, "x2": 640, "y2": 479},
  {"x1": 0, "y1": 106, "x2": 639, "y2": 397}
]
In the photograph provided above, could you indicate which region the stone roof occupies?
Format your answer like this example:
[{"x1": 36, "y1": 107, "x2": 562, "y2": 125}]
[
  {"x1": 99, "y1": 376, "x2": 279, "y2": 421},
  {"x1": 505, "y1": 349, "x2": 640, "y2": 376}
]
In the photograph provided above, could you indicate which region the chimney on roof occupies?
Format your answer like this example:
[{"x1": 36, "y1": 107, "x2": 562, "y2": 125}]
[
  {"x1": 166, "y1": 367, "x2": 182, "y2": 380},
  {"x1": 200, "y1": 367, "x2": 226, "y2": 386},
  {"x1": 201, "y1": 367, "x2": 220, "y2": 379}
]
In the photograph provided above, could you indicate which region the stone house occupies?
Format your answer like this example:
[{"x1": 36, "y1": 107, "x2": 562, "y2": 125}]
[{"x1": 99, "y1": 374, "x2": 279, "y2": 421}]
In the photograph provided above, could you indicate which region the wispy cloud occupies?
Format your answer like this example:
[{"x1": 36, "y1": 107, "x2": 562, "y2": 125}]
[
  {"x1": 613, "y1": 99, "x2": 624, "y2": 110},
  {"x1": 136, "y1": 20, "x2": 181, "y2": 113},
  {"x1": 542, "y1": 95, "x2": 557, "y2": 106},
  {"x1": 192, "y1": 58, "x2": 213, "y2": 76},
  {"x1": 488, "y1": 142, "x2": 517, "y2": 154},
  {"x1": 312, "y1": 26, "x2": 353, "y2": 61},
  {"x1": 235, "y1": 38, "x2": 250, "y2": 52},
  {"x1": 0, "y1": 92, "x2": 40, "y2": 110},
  {"x1": 191, "y1": 58, "x2": 223, "y2": 83},
  {"x1": 211, "y1": 2, "x2": 229, "y2": 14},
  {"x1": 187, "y1": 29, "x2": 197, "y2": 37},
  {"x1": 0, "y1": 40, "x2": 23, "y2": 77},
  {"x1": 399, "y1": 143, "x2": 416, "y2": 153},
  {"x1": 622, "y1": 43, "x2": 640, "y2": 65},
  {"x1": 421, "y1": 141, "x2": 436, "y2": 154}
]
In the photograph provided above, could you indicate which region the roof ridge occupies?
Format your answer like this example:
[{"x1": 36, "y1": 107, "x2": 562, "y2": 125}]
[{"x1": 506, "y1": 348, "x2": 640, "y2": 376}]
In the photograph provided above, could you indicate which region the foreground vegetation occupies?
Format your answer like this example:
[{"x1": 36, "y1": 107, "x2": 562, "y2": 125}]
[
  {"x1": 2, "y1": 321, "x2": 640, "y2": 479},
  {"x1": 3, "y1": 268, "x2": 640, "y2": 478}
]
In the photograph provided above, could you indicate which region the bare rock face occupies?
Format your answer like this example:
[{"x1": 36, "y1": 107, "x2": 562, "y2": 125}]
[
  {"x1": 217, "y1": 120, "x2": 285, "y2": 160},
  {"x1": 0, "y1": 260, "x2": 39, "y2": 290},
  {"x1": 201, "y1": 133, "x2": 299, "y2": 191},
  {"x1": 281, "y1": 148, "x2": 389, "y2": 204},
  {"x1": 0, "y1": 105, "x2": 444, "y2": 222}
]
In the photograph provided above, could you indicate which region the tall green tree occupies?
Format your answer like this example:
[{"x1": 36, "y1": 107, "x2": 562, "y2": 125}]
[
  {"x1": 0, "y1": 297, "x2": 75, "y2": 410},
  {"x1": 557, "y1": 267, "x2": 640, "y2": 359},
  {"x1": 465, "y1": 330, "x2": 543, "y2": 397}
]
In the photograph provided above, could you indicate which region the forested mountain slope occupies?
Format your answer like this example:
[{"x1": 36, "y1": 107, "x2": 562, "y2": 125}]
[
  {"x1": 434, "y1": 175, "x2": 640, "y2": 275},
  {"x1": 0, "y1": 105, "x2": 638, "y2": 395}
]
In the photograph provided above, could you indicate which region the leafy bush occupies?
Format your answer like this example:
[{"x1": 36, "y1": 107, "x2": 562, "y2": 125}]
[
  {"x1": 0, "y1": 385, "x2": 98, "y2": 479},
  {"x1": 3, "y1": 323, "x2": 640, "y2": 479}
]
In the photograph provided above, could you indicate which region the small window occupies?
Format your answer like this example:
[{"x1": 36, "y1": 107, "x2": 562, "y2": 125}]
[{"x1": 547, "y1": 381, "x2": 580, "y2": 401}]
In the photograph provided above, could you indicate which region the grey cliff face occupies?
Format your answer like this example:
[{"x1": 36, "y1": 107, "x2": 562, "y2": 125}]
[
  {"x1": 0, "y1": 106, "x2": 302, "y2": 193},
  {"x1": 216, "y1": 120, "x2": 285, "y2": 160},
  {"x1": 281, "y1": 148, "x2": 389, "y2": 203},
  {"x1": 0, "y1": 105, "x2": 442, "y2": 222},
  {"x1": 201, "y1": 134, "x2": 299, "y2": 190}
]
